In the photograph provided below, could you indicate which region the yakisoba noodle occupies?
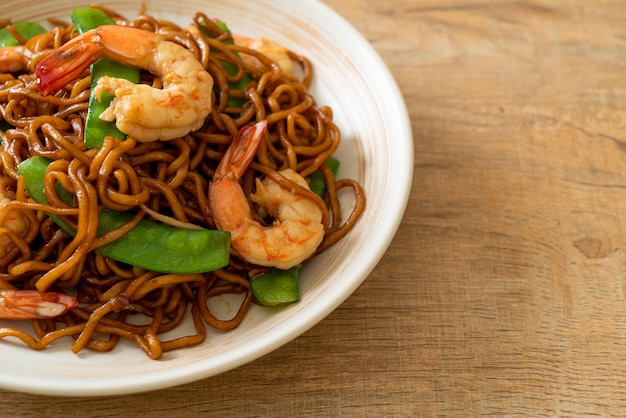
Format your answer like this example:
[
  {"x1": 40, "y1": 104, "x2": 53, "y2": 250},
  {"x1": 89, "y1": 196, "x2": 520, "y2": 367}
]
[{"x1": 0, "y1": 5, "x2": 364, "y2": 358}]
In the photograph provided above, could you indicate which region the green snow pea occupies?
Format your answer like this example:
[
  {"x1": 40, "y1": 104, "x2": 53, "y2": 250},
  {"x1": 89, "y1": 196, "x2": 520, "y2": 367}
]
[
  {"x1": 250, "y1": 267, "x2": 300, "y2": 306},
  {"x1": 70, "y1": 8, "x2": 140, "y2": 148},
  {"x1": 201, "y1": 21, "x2": 253, "y2": 108},
  {"x1": 308, "y1": 156, "x2": 340, "y2": 198},
  {"x1": 0, "y1": 21, "x2": 46, "y2": 47},
  {"x1": 17, "y1": 156, "x2": 231, "y2": 274}
]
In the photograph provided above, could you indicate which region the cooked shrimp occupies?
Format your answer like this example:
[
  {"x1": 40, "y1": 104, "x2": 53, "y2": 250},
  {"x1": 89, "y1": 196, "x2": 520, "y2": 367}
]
[
  {"x1": 233, "y1": 34, "x2": 293, "y2": 75},
  {"x1": 209, "y1": 120, "x2": 324, "y2": 270},
  {"x1": 0, "y1": 46, "x2": 29, "y2": 73},
  {"x1": 35, "y1": 25, "x2": 214, "y2": 142},
  {"x1": 0, "y1": 290, "x2": 77, "y2": 319},
  {"x1": 0, "y1": 192, "x2": 29, "y2": 258}
]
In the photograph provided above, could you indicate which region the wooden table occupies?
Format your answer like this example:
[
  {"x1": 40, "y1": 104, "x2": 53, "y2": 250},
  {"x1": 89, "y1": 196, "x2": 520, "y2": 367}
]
[{"x1": 3, "y1": 0, "x2": 626, "y2": 415}]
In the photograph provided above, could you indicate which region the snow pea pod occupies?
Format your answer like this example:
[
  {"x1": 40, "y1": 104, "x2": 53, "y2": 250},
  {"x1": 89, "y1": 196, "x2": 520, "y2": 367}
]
[
  {"x1": 200, "y1": 21, "x2": 253, "y2": 108},
  {"x1": 308, "y1": 156, "x2": 340, "y2": 198},
  {"x1": 70, "y1": 7, "x2": 140, "y2": 148},
  {"x1": 0, "y1": 21, "x2": 46, "y2": 47},
  {"x1": 17, "y1": 156, "x2": 231, "y2": 274},
  {"x1": 251, "y1": 267, "x2": 300, "y2": 306},
  {"x1": 216, "y1": 22, "x2": 254, "y2": 108}
]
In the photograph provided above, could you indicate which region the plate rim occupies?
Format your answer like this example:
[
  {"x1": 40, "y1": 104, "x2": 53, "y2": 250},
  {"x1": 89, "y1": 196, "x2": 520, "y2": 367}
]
[{"x1": 0, "y1": 0, "x2": 414, "y2": 396}]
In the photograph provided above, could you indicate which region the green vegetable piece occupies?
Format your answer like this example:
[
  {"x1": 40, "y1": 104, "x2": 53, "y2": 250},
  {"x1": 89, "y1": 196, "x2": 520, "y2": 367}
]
[
  {"x1": 250, "y1": 267, "x2": 300, "y2": 306},
  {"x1": 221, "y1": 63, "x2": 253, "y2": 108},
  {"x1": 16, "y1": 156, "x2": 74, "y2": 232},
  {"x1": 308, "y1": 156, "x2": 340, "y2": 197},
  {"x1": 214, "y1": 22, "x2": 234, "y2": 44},
  {"x1": 0, "y1": 21, "x2": 46, "y2": 47},
  {"x1": 203, "y1": 21, "x2": 253, "y2": 108},
  {"x1": 18, "y1": 156, "x2": 231, "y2": 274},
  {"x1": 0, "y1": 120, "x2": 10, "y2": 145},
  {"x1": 71, "y1": 8, "x2": 140, "y2": 148},
  {"x1": 71, "y1": 8, "x2": 113, "y2": 32},
  {"x1": 94, "y1": 210, "x2": 230, "y2": 274}
]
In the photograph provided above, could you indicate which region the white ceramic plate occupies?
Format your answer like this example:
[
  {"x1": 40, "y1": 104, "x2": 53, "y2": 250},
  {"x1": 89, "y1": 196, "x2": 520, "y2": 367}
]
[{"x1": 0, "y1": 0, "x2": 413, "y2": 396}]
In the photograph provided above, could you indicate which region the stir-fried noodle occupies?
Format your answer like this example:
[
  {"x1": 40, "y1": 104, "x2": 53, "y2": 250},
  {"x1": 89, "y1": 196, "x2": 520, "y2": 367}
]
[{"x1": 0, "y1": 5, "x2": 365, "y2": 358}]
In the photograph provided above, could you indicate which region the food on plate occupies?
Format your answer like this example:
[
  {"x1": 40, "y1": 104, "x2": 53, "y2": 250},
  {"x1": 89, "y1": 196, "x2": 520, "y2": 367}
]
[
  {"x1": 209, "y1": 120, "x2": 326, "y2": 270},
  {"x1": 36, "y1": 24, "x2": 214, "y2": 142},
  {"x1": 0, "y1": 289, "x2": 77, "y2": 319},
  {"x1": 0, "y1": 5, "x2": 365, "y2": 358}
]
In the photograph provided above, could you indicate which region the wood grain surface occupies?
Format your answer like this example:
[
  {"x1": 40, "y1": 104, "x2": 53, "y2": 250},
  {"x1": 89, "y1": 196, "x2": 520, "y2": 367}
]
[{"x1": 3, "y1": 0, "x2": 626, "y2": 416}]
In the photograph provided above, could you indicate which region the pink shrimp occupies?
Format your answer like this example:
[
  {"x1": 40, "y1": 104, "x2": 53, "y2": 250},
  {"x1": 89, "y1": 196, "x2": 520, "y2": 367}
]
[
  {"x1": 0, "y1": 193, "x2": 77, "y2": 319},
  {"x1": 0, "y1": 45, "x2": 30, "y2": 73},
  {"x1": 233, "y1": 35, "x2": 294, "y2": 75},
  {"x1": 0, "y1": 290, "x2": 77, "y2": 319},
  {"x1": 208, "y1": 120, "x2": 325, "y2": 270},
  {"x1": 35, "y1": 25, "x2": 214, "y2": 142}
]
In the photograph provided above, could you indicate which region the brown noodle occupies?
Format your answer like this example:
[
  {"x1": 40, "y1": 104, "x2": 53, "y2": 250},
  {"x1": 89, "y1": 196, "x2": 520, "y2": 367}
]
[{"x1": 0, "y1": 5, "x2": 365, "y2": 359}]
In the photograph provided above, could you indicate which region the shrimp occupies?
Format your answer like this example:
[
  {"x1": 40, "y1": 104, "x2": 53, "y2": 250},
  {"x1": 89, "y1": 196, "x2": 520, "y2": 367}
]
[
  {"x1": 233, "y1": 35, "x2": 294, "y2": 75},
  {"x1": 35, "y1": 25, "x2": 214, "y2": 142},
  {"x1": 0, "y1": 46, "x2": 29, "y2": 73},
  {"x1": 0, "y1": 192, "x2": 29, "y2": 258},
  {"x1": 0, "y1": 290, "x2": 77, "y2": 319},
  {"x1": 0, "y1": 195, "x2": 77, "y2": 319},
  {"x1": 209, "y1": 120, "x2": 324, "y2": 270}
]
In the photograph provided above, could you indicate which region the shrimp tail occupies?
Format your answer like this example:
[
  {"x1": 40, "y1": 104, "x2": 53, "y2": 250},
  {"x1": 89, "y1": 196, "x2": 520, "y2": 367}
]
[
  {"x1": 215, "y1": 120, "x2": 268, "y2": 181},
  {"x1": 0, "y1": 46, "x2": 28, "y2": 73},
  {"x1": 36, "y1": 36, "x2": 101, "y2": 96},
  {"x1": 0, "y1": 290, "x2": 78, "y2": 319},
  {"x1": 36, "y1": 26, "x2": 164, "y2": 97},
  {"x1": 209, "y1": 120, "x2": 268, "y2": 232}
]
